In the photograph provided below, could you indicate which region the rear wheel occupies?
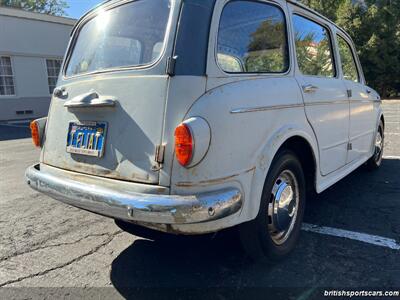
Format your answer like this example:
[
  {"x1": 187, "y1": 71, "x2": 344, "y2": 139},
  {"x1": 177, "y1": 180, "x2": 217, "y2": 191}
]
[
  {"x1": 239, "y1": 150, "x2": 306, "y2": 261},
  {"x1": 366, "y1": 120, "x2": 384, "y2": 170}
]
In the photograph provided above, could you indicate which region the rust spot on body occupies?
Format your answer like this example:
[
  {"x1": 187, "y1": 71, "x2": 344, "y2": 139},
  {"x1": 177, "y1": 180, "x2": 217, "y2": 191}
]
[{"x1": 175, "y1": 167, "x2": 255, "y2": 187}]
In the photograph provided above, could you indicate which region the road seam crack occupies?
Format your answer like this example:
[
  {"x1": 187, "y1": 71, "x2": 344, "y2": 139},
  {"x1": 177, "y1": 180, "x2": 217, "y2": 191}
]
[
  {"x1": 0, "y1": 232, "x2": 113, "y2": 263},
  {"x1": 0, "y1": 230, "x2": 123, "y2": 287}
]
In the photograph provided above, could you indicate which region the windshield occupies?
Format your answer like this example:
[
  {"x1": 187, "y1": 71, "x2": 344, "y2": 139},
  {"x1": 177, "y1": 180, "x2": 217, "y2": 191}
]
[{"x1": 65, "y1": 0, "x2": 172, "y2": 77}]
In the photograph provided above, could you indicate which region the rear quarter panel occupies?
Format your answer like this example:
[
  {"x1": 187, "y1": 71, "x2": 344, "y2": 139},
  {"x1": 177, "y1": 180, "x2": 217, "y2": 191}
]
[
  {"x1": 170, "y1": 76, "x2": 319, "y2": 223},
  {"x1": 168, "y1": 0, "x2": 318, "y2": 225}
]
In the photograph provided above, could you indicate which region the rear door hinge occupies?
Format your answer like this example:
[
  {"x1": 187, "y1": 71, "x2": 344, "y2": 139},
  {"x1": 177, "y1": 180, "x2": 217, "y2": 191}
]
[
  {"x1": 155, "y1": 144, "x2": 166, "y2": 164},
  {"x1": 166, "y1": 56, "x2": 178, "y2": 77},
  {"x1": 347, "y1": 143, "x2": 353, "y2": 151},
  {"x1": 347, "y1": 89, "x2": 352, "y2": 98}
]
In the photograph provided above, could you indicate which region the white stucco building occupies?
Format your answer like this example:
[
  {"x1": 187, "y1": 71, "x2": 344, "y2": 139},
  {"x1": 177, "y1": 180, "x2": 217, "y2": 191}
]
[{"x1": 0, "y1": 7, "x2": 76, "y2": 121}]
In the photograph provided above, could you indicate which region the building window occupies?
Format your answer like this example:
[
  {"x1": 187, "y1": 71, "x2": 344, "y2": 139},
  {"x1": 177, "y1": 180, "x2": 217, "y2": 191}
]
[
  {"x1": 46, "y1": 59, "x2": 62, "y2": 94},
  {"x1": 0, "y1": 56, "x2": 15, "y2": 96},
  {"x1": 217, "y1": 1, "x2": 289, "y2": 73}
]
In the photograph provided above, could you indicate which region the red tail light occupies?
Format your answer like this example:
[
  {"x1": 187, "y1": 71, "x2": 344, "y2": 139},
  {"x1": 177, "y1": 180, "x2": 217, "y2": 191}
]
[
  {"x1": 175, "y1": 123, "x2": 193, "y2": 166},
  {"x1": 30, "y1": 121, "x2": 40, "y2": 147}
]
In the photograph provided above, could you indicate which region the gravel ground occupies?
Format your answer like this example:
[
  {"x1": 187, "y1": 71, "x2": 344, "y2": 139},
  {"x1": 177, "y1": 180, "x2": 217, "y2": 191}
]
[{"x1": 0, "y1": 101, "x2": 399, "y2": 299}]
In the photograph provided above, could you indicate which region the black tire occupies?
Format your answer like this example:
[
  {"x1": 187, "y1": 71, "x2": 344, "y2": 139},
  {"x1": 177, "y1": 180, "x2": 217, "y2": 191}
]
[
  {"x1": 238, "y1": 150, "x2": 306, "y2": 261},
  {"x1": 366, "y1": 120, "x2": 384, "y2": 170}
]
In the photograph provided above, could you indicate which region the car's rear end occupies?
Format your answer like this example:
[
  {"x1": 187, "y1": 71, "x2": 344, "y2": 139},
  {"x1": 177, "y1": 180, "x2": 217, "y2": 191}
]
[{"x1": 26, "y1": 0, "x2": 243, "y2": 234}]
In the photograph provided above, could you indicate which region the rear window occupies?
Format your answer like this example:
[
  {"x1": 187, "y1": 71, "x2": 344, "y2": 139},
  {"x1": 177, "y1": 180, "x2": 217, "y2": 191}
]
[{"x1": 65, "y1": 0, "x2": 171, "y2": 77}]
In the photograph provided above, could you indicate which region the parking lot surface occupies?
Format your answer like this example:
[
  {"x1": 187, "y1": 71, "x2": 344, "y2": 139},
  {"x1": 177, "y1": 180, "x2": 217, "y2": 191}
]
[{"x1": 0, "y1": 101, "x2": 399, "y2": 299}]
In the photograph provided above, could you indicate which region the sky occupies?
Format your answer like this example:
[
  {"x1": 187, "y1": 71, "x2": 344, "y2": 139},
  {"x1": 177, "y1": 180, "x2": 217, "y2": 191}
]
[{"x1": 65, "y1": 0, "x2": 104, "y2": 19}]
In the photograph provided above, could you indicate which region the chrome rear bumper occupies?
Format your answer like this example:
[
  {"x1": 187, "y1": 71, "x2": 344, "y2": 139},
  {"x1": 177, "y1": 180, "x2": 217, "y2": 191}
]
[{"x1": 25, "y1": 164, "x2": 242, "y2": 224}]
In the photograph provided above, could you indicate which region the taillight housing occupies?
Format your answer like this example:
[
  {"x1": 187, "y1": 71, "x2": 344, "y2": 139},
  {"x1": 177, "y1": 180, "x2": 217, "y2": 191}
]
[
  {"x1": 174, "y1": 117, "x2": 211, "y2": 168},
  {"x1": 174, "y1": 123, "x2": 193, "y2": 166},
  {"x1": 29, "y1": 117, "x2": 47, "y2": 148},
  {"x1": 30, "y1": 121, "x2": 41, "y2": 147}
]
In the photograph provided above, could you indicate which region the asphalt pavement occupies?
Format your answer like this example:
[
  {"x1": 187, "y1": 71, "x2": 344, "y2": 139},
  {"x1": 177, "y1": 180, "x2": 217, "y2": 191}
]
[{"x1": 0, "y1": 101, "x2": 399, "y2": 299}]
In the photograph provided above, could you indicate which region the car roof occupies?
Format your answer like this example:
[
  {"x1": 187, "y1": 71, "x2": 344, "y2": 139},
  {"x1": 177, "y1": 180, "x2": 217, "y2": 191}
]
[
  {"x1": 286, "y1": 0, "x2": 353, "y2": 41},
  {"x1": 72, "y1": 0, "x2": 354, "y2": 43}
]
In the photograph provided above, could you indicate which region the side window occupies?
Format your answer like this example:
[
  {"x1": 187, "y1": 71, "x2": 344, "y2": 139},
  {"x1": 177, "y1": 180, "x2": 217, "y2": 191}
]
[
  {"x1": 293, "y1": 15, "x2": 335, "y2": 78},
  {"x1": 217, "y1": 1, "x2": 289, "y2": 73},
  {"x1": 337, "y1": 35, "x2": 359, "y2": 82}
]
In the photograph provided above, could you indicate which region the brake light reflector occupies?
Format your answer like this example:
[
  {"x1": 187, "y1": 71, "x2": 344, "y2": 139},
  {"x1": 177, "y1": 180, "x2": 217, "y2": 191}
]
[
  {"x1": 175, "y1": 123, "x2": 193, "y2": 166},
  {"x1": 30, "y1": 121, "x2": 40, "y2": 147}
]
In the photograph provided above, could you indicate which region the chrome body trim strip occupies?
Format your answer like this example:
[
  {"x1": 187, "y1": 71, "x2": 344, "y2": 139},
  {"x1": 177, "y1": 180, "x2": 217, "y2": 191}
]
[
  {"x1": 25, "y1": 164, "x2": 242, "y2": 224},
  {"x1": 230, "y1": 99, "x2": 381, "y2": 114},
  {"x1": 321, "y1": 139, "x2": 348, "y2": 151},
  {"x1": 305, "y1": 100, "x2": 349, "y2": 106},
  {"x1": 350, "y1": 129, "x2": 375, "y2": 141},
  {"x1": 230, "y1": 103, "x2": 304, "y2": 114}
]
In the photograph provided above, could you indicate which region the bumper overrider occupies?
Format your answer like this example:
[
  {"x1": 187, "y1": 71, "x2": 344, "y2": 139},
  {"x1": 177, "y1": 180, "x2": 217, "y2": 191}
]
[{"x1": 25, "y1": 164, "x2": 243, "y2": 225}]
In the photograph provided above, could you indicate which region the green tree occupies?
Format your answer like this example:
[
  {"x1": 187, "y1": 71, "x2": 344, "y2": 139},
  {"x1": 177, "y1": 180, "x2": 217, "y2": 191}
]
[
  {"x1": 300, "y1": 0, "x2": 345, "y2": 21},
  {"x1": 246, "y1": 19, "x2": 288, "y2": 72},
  {"x1": 0, "y1": 0, "x2": 68, "y2": 16}
]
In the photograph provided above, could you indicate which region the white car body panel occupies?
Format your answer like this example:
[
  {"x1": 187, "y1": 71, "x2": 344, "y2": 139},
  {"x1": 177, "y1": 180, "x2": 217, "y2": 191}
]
[
  {"x1": 28, "y1": 0, "x2": 384, "y2": 234},
  {"x1": 298, "y1": 75, "x2": 350, "y2": 175},
  {"x1": 44, "y1": 75, "x2": 169, "y2": 184}
]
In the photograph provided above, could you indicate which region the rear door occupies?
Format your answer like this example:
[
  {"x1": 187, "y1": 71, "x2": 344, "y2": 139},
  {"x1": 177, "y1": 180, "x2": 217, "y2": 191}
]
[
  {"x1": 43, "y1": 0, "x2": 177, "y2": 184},
  {"x1": 290, "y1": 11, "x2": 350, "y2": 175},
  {"x1": 336, "y1": 33, "x2": 376, "y2": 163}
]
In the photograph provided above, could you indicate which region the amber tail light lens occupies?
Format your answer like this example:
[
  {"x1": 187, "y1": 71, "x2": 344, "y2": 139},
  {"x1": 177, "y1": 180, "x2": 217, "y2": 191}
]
[
  {"x1": 175, "y1": 123, "x2": 193, "y2": 166},
  {"x1": 30, "y1": 121, "x2": 40, "y2": 147}
]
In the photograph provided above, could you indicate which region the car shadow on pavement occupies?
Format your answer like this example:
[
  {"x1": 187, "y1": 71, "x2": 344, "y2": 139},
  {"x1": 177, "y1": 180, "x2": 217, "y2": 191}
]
[
  {"x1": 304, "y1": 158, "x2": 400, "y2": 234},
  {"x1": 109, "y1": 159, "x2": 400, "y2": 298},
  {"x1": 109, "y1": 231, "x2": 307, "y2": 299},
  {"x1": 110, "y1": 229, "x2": 246, "y2": 284}
]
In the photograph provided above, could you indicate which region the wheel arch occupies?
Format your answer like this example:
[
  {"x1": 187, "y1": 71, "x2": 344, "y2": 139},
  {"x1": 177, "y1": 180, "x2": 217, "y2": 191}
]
[
  {"x1": 279, "y1": 136, "x2": 318, "y2": 196},
  {"x1": 243, "y1": 125, "x2": 319, "y2": 222}
]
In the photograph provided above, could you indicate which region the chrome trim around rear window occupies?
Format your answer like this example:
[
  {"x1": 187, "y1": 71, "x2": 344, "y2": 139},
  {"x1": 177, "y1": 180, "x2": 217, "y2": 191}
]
[{"x1": 62, "y1": 0, "x2": 177, "y2": 79}]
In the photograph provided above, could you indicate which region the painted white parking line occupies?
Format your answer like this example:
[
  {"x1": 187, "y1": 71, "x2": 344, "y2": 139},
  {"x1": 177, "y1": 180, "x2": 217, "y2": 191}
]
[
  {"x1": 302, "y1": 223, "x2": 400, "y2": 250},
  {"x1": 383, "y1": 155, "x2": 400, "y2": 159}
]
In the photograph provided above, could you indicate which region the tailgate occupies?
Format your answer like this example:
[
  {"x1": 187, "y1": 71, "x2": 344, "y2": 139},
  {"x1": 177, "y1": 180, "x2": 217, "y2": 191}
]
[
  {"x1": 44, "y1": 75, "x2": 168, "y2": 184},
  {"x1": 43, "y1": 0, "x2": 175, "y2": 184}
]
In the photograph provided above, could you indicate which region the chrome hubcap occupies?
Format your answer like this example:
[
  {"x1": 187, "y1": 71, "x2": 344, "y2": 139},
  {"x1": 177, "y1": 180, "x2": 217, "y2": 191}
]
[
  {"x1": 268, "y1": 170, "x2": 299, "y2": 245},
  {"x1": 374, "y1": 130, "x2": 383, "y2": 161}
]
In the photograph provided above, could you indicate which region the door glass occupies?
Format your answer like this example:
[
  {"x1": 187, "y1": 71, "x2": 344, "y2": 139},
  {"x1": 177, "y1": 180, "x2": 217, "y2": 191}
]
[
  {"x1": 337, "y1": 35, "x2": 359, "y2": 82},
  {"x1": 217, "y1": 0, "x2": 289, "y2": 73},
  {"x1": 293, "y1": 15, "x2": 335, "y2": 78}
]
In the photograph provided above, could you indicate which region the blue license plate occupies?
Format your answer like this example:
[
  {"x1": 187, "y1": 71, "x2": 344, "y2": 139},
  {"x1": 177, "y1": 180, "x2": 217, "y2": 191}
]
[{"x1": 66, "y1": 121, "x2": 107, "y2": 157}]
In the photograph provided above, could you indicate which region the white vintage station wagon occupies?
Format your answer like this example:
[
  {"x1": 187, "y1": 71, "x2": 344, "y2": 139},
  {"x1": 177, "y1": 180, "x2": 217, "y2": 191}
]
[{"x1": 26, "y1": 0, "x2": 384, "y2": 260}]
